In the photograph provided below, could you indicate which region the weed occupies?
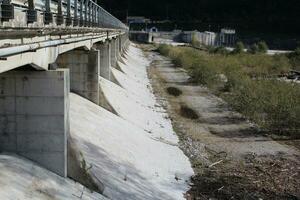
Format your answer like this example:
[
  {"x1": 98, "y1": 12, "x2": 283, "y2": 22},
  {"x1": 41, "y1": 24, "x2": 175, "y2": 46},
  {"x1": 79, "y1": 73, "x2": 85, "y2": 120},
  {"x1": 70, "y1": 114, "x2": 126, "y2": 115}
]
[{"x1": 158, "y1": 44, "x2": 300, "y2": 137}]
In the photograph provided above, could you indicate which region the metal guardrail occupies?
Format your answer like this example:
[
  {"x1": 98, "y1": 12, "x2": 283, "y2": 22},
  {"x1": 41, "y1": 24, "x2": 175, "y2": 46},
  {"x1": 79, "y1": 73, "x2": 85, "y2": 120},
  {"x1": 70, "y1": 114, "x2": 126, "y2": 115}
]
[{"x1": 0, "y1": 0, "x2": 127, "y2": 30}]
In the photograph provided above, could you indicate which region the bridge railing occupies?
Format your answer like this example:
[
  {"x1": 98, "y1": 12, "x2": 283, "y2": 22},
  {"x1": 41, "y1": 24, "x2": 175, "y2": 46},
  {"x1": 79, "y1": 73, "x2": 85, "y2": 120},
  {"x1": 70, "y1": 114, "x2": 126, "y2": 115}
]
[{"x1": 0, "y1": 0, "x2": 127, "y2": 30}]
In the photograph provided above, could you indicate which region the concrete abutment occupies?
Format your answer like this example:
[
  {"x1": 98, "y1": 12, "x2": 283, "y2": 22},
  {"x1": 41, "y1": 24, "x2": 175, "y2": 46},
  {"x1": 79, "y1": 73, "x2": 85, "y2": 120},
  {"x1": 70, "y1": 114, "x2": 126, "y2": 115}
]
[{"x1": 0, "y1": 69, "x2": 69, "y2": 177}]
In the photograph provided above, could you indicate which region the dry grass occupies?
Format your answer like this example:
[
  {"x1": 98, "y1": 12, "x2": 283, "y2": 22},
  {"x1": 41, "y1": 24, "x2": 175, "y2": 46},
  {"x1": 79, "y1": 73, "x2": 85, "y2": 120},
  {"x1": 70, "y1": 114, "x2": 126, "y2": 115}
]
[{"x1": 158, "y1": 44, "x2": 300, "y2": 137}]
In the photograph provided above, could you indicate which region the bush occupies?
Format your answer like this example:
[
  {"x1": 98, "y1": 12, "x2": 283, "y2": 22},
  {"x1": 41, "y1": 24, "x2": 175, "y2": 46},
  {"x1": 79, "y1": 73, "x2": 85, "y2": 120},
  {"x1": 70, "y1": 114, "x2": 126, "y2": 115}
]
[
  {"x1": 257, "y1": 41, "x2": 269, "y2": 53},
  {"x1": 232, "y1": 42, "x2": 245, "y2": 54},
  {"x1": 248, "y1": 43, "x2": 259, "y2": 54},
  {"x1": 157, "y1": 44, "x2": 170, "y2": 55},
  {"x1": 226, "y1": 80, "x2": 300, "y2": 136},
  {"x1": 295, "y1": 47, "x2": 300, "y2": 55},
  {"x1": 158, "y1": 44, "x2": 299, "y2": 137},
  {"x1": 188, "y1": 58, "x2": 220, "y2": 85},
  {"x1": 209, "y1": 46, "x2": 230, "y2": 55},
  {"x1": 287, "y1": 47, "x2": 300, "y2": 70},
  {"x1": 222, "y1": 64, "x2": 249, "y2": 92}
]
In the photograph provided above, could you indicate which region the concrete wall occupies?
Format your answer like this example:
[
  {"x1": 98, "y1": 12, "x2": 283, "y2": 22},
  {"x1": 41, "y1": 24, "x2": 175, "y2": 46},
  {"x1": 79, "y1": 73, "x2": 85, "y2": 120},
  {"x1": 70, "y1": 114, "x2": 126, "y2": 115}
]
[
  {"x1": 57, "y1": 50, "x2": 100, "y2": 105},
  {"x1": 98, "y1": 42, "x2": 111, "y2": 80},
  {"x1": 129, "y1": 32, "x2": 151, "y2": 43},
  {"x1": 181, "y1": 31, "x2": 236, "y2": 47},
  {"x1": 115, "y1": 37, "x2": 120, "y2": 59},
  {"x1": 0, "y1": 69, "x2": 69, "y2": 177},
  {"x1": 149, "y1": 31, "x2": 182, "y2": 42},
  {"x1": 110, "y1": 39, "x2": 118, "y2": 68}
]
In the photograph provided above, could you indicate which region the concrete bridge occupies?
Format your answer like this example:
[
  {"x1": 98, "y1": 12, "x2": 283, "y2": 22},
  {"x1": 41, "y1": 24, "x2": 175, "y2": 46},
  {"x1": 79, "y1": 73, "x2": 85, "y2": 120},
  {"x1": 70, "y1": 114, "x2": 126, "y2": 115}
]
[{"x1": 0, "y1": 0, "x2": 129, "y2": 177}]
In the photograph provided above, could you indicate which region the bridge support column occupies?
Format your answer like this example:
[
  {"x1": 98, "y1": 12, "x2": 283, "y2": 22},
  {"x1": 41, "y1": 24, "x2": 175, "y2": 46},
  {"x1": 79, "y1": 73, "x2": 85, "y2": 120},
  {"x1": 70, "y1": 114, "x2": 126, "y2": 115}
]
[
  {"x1": 110, "y1": 38, "x2": 117, "y2": 68},
  {"x1": 98, "y1": 41, "x2": 111, "y2": 80},
  {"x1": 0, "y1": 69, "x2": 69, "y2": 177},
  {"x1": 116, "y1": 37, "x2": 121, "y2": 59},
  {"x1": 118, "y1": 36, "x2": 122, "y2": 55},
  {"x1": 57, "y1": 50, "x2": 100, "y2": 105},
  {"x1": 121, "y1": 33, "x2": 129, "y2": 52}
]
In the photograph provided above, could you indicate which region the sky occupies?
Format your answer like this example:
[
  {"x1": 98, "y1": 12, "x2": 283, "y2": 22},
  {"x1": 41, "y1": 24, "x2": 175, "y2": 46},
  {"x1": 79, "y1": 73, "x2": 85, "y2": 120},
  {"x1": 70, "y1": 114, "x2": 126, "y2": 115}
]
[{"x1": 98, "y1": 0, "x2": 300, "y2": 34}]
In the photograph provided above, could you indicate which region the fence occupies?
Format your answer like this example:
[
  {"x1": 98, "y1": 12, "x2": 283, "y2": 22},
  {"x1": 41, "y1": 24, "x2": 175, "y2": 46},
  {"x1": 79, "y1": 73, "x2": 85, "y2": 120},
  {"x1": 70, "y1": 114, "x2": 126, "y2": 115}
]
[{"x1": 0, "y1": 0, "x2": 127, "y2": 29}]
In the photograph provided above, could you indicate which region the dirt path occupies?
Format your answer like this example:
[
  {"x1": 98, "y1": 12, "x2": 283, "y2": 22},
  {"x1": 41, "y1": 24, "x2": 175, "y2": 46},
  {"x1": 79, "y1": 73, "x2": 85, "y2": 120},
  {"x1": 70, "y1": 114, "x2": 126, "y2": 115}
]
[{"x1": 143, "y1": 45, "x2": 300, "y2": 200}]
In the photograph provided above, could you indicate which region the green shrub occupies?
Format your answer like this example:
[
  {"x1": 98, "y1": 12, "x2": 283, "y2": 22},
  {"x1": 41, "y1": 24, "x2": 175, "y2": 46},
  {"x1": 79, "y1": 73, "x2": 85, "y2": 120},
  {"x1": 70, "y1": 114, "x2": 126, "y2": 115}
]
[
  {"x1": 188, "y1": 58, "x2": 220, "y2": 85},
  {"x1": 232, "y1": 42, "x2": 245, "y2": 54},
  {"x1": 287, "y1": 47, "x2": 300, "y2": 70},
  {"x1": 157, "y1": 44, "x2": 170, "y2": 55},
  {"x1": 226, "y1": 80, "x2": 300, "y2": 136},
  {"x1": 158, "y1": 44, "x2": 299, "y2": 137},
  {"x1": 248, "y1": 43, "x2": 259, "y2": 54},
  {"x1": 248, "y1": 41, "x2": 268, "y2": 54},
  {"x1": 257, "y1": 41, "x2": 269, "y2": 53},
  {"x1": 209, "y1": 46, "x2": 230, "y2": 55},
  {"x1": 222, "y1": 64, "x2": 249, "y2": 92}
]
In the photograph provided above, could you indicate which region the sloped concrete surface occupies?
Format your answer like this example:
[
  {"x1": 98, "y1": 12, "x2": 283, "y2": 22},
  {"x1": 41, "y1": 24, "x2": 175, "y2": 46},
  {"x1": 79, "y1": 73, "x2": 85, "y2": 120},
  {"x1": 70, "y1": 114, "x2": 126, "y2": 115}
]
[
  {"x1": 70, "y1": 93, "x2": 193, "y2": 200},
  {"x1": 0, "y1": 154, "x2": 106, "y2": 200},
  {"x1": 70, "y1": 43, "x2": 193, "y2": 199}
]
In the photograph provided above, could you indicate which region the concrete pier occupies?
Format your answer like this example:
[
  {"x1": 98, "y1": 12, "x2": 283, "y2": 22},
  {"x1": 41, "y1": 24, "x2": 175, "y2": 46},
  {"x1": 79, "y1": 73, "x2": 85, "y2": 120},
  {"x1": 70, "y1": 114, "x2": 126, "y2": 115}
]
[
  {"x1": 118, "y1": 37, "x2": 122, "y2": 55},
  {"x1": 110, "y1": 39, "x2": 118, "y2": 68},
  {"x1": 98, "y1": 41, "x2": 111, "y2": 80},
  {"x1": 0, "y1": 69, "x2": 69, "y2": 177},
  {"x1": 57, "y1": 50, "x2": 100, "y2": 105},
  {"x1": 115, "y1": 37, "x2": 121, "y2": 59}
]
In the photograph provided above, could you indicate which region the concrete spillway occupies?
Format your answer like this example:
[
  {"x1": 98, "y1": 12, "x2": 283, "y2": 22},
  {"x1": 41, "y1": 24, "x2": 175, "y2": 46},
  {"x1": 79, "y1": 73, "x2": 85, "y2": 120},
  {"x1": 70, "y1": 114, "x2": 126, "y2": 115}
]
[{"x1": 69, "y1": 44, "x2": 193, "y2": 200}]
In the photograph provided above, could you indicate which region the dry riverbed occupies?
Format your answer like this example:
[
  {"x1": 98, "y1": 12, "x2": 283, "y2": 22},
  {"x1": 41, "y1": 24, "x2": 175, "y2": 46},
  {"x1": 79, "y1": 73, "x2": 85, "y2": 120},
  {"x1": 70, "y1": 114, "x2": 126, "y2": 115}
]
[{"x1": 142, "y1": 44, "x2": 300, "y2": 200}]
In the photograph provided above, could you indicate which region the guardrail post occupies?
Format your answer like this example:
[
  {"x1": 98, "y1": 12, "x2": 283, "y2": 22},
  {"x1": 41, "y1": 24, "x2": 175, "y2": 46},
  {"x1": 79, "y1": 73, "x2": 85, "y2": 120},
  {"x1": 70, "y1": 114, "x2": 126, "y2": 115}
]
[
  {"x1": 95, "y1": 6, "x2": 98, "y2": 27},
  {"x1": 97, "y1": 7, "x2": 100, "y2": 27},
  {"x1": 44, "y1": 0, "x2": 52, "y2": 24},
  {"x1": 73, "y1": 0, "x2": 78, "y2": 26},
  {"x1": 0, "y1": 0, "x2": 1, "y2": 20},
  {"x1": 79, "y1": 0, "x2": 83, "y2": 26},
  {"x1": 94, "y1": 4, "x2": 96, "y2": 27},
  {"x1": 91, "y1": 2, "x2": 94, "y2": 27},
  {"x1": 26, "y1": 0, "x2": 37, "y2": 23},
  {"x1": 93, "y1": 4, "x2": 97, "y2": 26},
  {"x1": 1, "y1": 0, "x2": 14, "y2": 22},
  {"x1": 88, "y1": 0, "x2": 91, "y2": 27},
  {"x1": 56, "y1": 0, "x2": 63, "y2": 25},
  {"x1": 66, "y1": 0, "x2": 72, "y2": 26},
  {"x1": 84, "y1": 0, "x2": 88, "y2": 27}
]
